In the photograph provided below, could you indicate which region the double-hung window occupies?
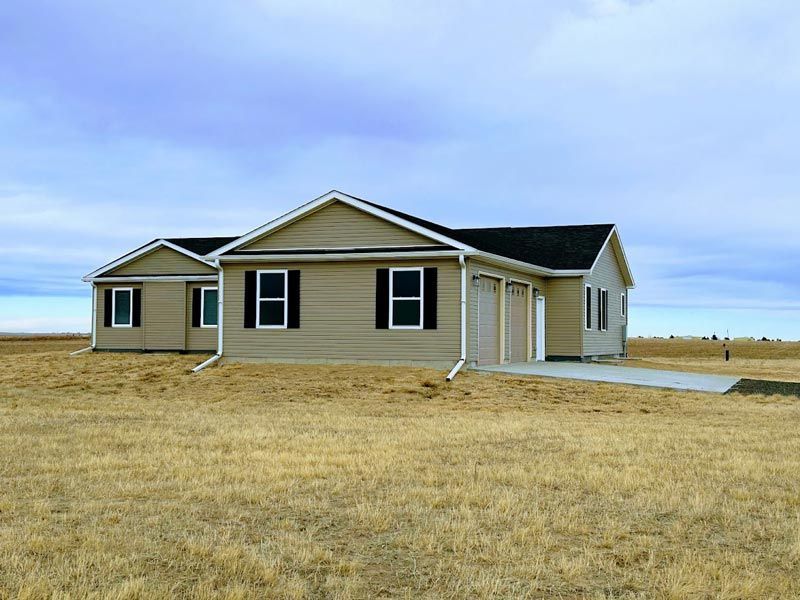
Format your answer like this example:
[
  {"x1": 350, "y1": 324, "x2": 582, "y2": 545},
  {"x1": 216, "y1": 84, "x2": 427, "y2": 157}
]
[
  {"x1": 389, "y1": 268, "x2": 423, "y2": 329},
  {"x1": 620, "y1": 292, "x2": 627, "y2": 319},
  {"x1": 112, "y1": 288, "x2": 133, "y2": 328},
  {"x1": 257, "y1": 270, "x2": 288, "y2": 328},
  {"x1": 599, "y1": 288, "x2": 609, "y2": 332},
  {"x1": 201, "y1": 287, "x2": 218, "y2": 327},
  {"x1": 585, "y1": 284, "x2": 592, "y2": 330}
]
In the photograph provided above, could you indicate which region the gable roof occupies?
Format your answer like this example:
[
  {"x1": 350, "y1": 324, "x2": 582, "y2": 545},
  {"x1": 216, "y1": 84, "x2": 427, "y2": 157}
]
[
  {"x1": 210, "y1": 190, "x2": 476, "y2": 256},
  {"x1": 83, "y1": 238, "x2": 232, "y2": 280}
]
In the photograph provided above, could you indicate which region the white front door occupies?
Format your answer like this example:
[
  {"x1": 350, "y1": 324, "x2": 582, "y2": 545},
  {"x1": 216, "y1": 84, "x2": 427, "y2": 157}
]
[{"x1": 535, "y1": 296, "x2": 546, "y2": 361}]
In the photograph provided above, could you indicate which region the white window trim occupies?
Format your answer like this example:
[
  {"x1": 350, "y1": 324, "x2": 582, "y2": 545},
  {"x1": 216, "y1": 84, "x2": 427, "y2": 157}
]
[
  {"x1": 389, "y1": 267, "x2": 424, "y2": 330},
  {"x1": 600, "y1": 288, "x2": 608, "y2": 332},
  {"x1": 621, "y1": 292, "x2": 626, "y2": 318},
  {"x1": 200, "y1": 287, "x2": 218, "y2": 328},
  {"x1": 256, "y1": 269, "x2": 288, "y2": 329},
  {"x1": 112, "y1": 287, "x2": 134, "y2": 328},
  {"x1": 584, "y1": 284, "x2": 592, "y2": 331}
]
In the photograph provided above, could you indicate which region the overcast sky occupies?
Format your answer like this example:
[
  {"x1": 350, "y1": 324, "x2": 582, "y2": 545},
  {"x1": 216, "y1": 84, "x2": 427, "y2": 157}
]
[{"x1": 1, "y1": 0, "x2": 798, "y2": 339}]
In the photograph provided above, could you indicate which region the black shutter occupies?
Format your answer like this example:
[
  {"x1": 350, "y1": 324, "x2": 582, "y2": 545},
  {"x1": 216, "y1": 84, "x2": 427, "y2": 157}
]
[
  {"x1": 132, "y1": 288, "x2": 141, "y2": 327},
  {"x1": 192, "y1": 288, "x2": 202, "y2": 328},
  {"x1": 598, "y1": 288, "x2": 602, "y2": 330},
  {"x1": 423, "y1": 267, "x2": 437, "y2": 329},
  {"x1": 244, "y1": 271, "x2": 257, "y2": 328},
  {"x1": 376, "y1": 268, "x2": 389, "y2": 329},
  {"x1": 104, "y1": 289, "x2": 112, "y2": 327},
  {"x1": 585, "y1": 286, "x2": 591, "y2": 330},
  {"x1": 287, "y1": 270, "x2": 300, "y2": 329}
]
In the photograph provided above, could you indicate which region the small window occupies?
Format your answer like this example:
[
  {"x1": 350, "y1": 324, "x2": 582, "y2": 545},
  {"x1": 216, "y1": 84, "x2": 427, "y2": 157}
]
[
  {"x1": 600, "y1": 288, "x2": 609, "y2": 332},
  {"x1": 390, "y1": 268, "x2": 423, "y2": 329},
  {"x1": 112, "y1": 288, "x2": 133, "y2": 327},
  {"x1": 584, "y1": 284, "x2": 592, "y2": 330},
  {"x1": 201, "y1": 287, "x2": 218, "y2": 327},
  {"x1": 620, "y1": 292, "x2": 626, "y2": 318},
  {"x1": 257, "y1": 270, "x2": 287, "y2": 328}
]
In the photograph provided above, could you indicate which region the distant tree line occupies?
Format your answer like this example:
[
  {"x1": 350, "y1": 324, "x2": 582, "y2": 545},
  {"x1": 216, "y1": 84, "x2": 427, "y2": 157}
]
[{"x1": 660, "y1": 334, "x2": 784, "y2": 342}]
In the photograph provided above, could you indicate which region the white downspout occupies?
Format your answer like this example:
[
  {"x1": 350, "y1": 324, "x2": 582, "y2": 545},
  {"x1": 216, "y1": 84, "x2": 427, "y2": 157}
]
[
  {"x1": 192, "y1": 259, "x2": 224, "y2": 373},
  {"x1": 90, "y1": 282, "x2": 97, "y2": 348},
  {"x1": 70, "y1": 282, "x2": 97, "y2": 356},
  {"x1": 446, "y1": 254, "x2": 467, "y2": 381}
]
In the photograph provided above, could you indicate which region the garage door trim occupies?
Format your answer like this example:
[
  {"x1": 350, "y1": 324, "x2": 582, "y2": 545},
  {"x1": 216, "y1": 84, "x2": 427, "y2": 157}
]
[
  {"x1": 477, "y1": 271, "x2": 505, "y2": 365},
  {"x1": 509, "y1": 277, "x2": 533, "y2": 362}
]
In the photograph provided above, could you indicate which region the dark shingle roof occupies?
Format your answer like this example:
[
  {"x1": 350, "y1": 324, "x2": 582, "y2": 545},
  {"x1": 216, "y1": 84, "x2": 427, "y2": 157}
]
[
  {"x1": 452, "y1": 225, "x2": 614, "y2": 270},
  {"x1": 166, "y1": 237, "x2": 239, "y2": 255},
  {"x1": 357, "y1": 198, "x2": 613, "y2": 270}
]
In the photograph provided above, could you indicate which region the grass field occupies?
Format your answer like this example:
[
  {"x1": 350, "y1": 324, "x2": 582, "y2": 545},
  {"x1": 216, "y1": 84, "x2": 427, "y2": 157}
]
[
  {"x1": 1, "y1": 338, "x2": 799, "y2": 598},
  {"x1": 627, "y1": 337, "x2": 800, "y2": 382}
]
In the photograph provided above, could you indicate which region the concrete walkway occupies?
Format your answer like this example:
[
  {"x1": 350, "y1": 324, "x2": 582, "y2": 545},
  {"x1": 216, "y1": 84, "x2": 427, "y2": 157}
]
[{"x1": 476, "y1": 361, "x2": 740, "y2": 393}]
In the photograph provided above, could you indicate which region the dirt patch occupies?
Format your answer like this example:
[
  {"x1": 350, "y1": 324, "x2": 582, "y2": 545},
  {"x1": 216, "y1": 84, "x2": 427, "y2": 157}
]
[{"x1": 726, "y1": 378, "x2": 800, "y2": 398}]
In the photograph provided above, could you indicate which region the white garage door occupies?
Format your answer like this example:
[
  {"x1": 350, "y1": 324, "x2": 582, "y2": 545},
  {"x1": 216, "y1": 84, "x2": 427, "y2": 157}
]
[
  {"x1": 509, "y1": 283, "x2": 528, "y2": 363},
  {"x1": 478, "y1": 276, "x2": 500, "y2": 366}
]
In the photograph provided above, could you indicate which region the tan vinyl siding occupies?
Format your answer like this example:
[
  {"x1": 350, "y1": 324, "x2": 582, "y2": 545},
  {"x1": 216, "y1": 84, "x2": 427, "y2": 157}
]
[
  {"x1": 583, "y1": 242, "x2": 628, "y2": 357},
  {"x1": 222, "y1": 259, "x2": 460, "y2": 366},
  {"x1": 545, "y1": 278, "x2": 583, "y2": 358},
  {"x1": 466, "y1": 258, "x2": 545, "y2": 365},
  {"x1": 241, "y1": 201, "x2": 436, "y2": 250},
  {"x1": 107, "y1": 246, "x2": 216, "y2": 276},
  {"x1": 143, "y1": 281, "x2": 186, "y2": 351},
  {"x1": 186, "y1": 283, "x2": 218, "y2": 352},
  {"x1": 95, "y1": 283, "x2": 143, "y2": 350}
]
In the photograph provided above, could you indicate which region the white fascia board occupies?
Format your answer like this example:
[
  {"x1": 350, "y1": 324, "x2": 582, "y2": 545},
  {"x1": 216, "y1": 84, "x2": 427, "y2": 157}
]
[
  {"x1": 206, "y1": 190, "x2": 475, "y2": 257},
  {"x1": 84, "y1": 239, "x2": 214, "y2": 279},
  {"x1": 230, "y1": 244, "x2": 451, "y2": 253},
  {"x1": 589, "y1": 226, "x2": 636, "y2": 288},
  {"x1": 471, "y1": 251, "x2": 590, "y2": 278},
  {"x1": 84, "y1": 275, "x2": 219, "y2": 283},
  {"x1": 217, "y1": 250, "x2": 467, "y2": 263}
]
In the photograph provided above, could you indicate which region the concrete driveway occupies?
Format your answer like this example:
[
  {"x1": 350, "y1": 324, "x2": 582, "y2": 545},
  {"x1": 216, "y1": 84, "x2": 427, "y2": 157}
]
[{"x1": 476, "y1": 361, "x2": 739, "y2": 393}]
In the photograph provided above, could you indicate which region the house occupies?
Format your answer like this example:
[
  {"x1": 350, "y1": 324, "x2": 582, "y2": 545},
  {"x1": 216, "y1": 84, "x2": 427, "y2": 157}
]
[{"x1": 82, "y1": 190, "x2": 635, "y2": 378}]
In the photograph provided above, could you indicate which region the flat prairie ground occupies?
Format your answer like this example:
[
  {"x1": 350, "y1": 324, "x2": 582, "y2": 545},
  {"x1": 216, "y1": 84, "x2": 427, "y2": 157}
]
[
  {"x1": 627, "y1": 337, "x2": 800, "y2": 381},
  {"x1": 1, "y1": 338, "x2": 799, "y2": 599}
]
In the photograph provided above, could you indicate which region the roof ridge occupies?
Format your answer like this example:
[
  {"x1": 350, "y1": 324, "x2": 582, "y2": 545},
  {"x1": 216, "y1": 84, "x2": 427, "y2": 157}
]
[{"x1": 456, "y1": 223, "x2": 615, "y2": 232}]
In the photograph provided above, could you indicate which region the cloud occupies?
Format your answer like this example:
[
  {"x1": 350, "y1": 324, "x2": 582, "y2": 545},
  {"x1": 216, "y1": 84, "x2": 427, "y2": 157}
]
[{"x1": 0, "y1": 0, "x2": 797, "y2": 336}]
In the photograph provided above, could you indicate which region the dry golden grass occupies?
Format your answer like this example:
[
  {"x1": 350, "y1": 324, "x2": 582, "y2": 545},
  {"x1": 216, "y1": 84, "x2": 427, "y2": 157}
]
[
  {"x1": 0, "y1": 336, "x2": 90, "y2": 355},
  {"x1": 1, "y1": 338, "x2": 799, "y2": 598},
  {"x1": 627, "y1": 338, "x2": 800, "y2": 382}
]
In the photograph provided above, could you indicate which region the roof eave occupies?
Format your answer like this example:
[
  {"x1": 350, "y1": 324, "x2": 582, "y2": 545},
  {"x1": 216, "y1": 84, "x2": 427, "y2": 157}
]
[
  {"x1": 471, "y1": 250, "x2": 591, "y2": 277},
  {"x1": 216, "y1": 249, "x2": 468, "y2": 263}
]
